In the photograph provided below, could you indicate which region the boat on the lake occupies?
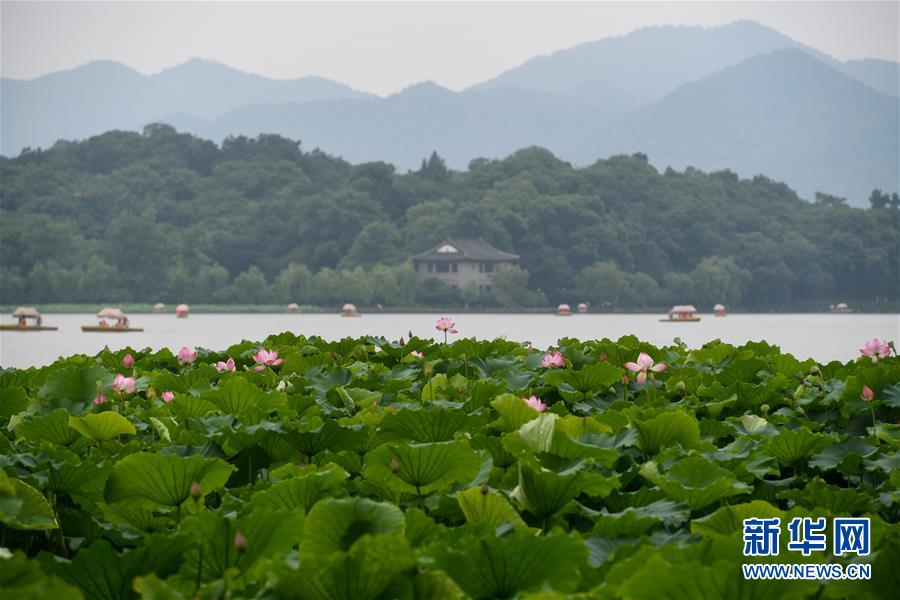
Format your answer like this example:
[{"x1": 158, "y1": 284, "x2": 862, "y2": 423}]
[
  {"x1": 661, "y1": 305, "x2": 701, "y2": 322},
  {"x1": 1, "y1": 307, "x2": 58, "y2": 331},
  {"x1": 341, "y1": 303, "x2": 361, "y2": 317},
  {"x1": 831, "y1": 302, "x2": 853, "y2": 314},
  {"x1": 176, "y1": 303, "x2": 190, "y2": 318},
  {"x1": 82, "y1": 308, "x2": 144, "y2": 332},
  {"x1": 556, "y1": 303, "x2": 572, "y2": 316},
  {"x1": 714, "y1": 303, "x2": 727, "y2": 317}
]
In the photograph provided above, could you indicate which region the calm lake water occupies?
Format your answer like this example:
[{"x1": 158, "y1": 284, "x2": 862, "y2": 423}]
[{"x1": 1, "y1": 313, "x2": 897, "y2": 369}]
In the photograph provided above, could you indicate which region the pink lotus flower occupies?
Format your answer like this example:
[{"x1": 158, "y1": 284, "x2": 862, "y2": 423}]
[
  {"x1": 234, "y1": 530, "x2": 247, "y2": 553},
  {"x1": 122, "y1": 353, "x2": 134, "y2": 368},
  {"x1": 215, "y1": 357, "x2": 236, "y2": 372},
  {"x1": 861, "y1": 385, "x2": 875, "y2": 403},
  {"x1": 112, "y1": 374, "x2": 137, "y2": 394},
  {"x1": 253, "y1": 348, "x2": 283, "y2": 371},
  {"x1": 522, "y1": 395, "x2": 547, "y2": 412},
  {"x1": 435, "y1": 317, "x2": 458, "y2": 333},
  {"x1": 177, "y1": 346, "x2": 198, "y2": 365},
  {"x1": 859, "y1": 338, "x2": 892, "y2": 364},
  {"x1": 161, "y1": 390, "x2": 175, "y2": 403},
  {"x1": 624, "y1": 352, "x2": 668, "y2": 385},
  {"x1": 541, "y1": 351, "x2": 564, "y2": 368},
  {"x1": 410, "y1": 350, "x2": 424, "y2": 359},
  {"x1": 93, "y1": 395, "x2": 107, "y2": 405}
]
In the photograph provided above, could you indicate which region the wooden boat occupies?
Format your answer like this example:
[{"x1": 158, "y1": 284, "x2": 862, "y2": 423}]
[
  {"x1": 714, "y1": 303, "x2": 727, "y2": 317},
  {"x1": 555, "y1": 303, "x2": 572, "y2": 316},
  {"x1": 831, "y1": 302, "x2": 853, "y2": 314},
  {"x1": 1, "y1": 307, "x2": 58, "y2": 331},
  {"x1": 81, "y1": 325, "x2": 144, "y2": 332},
  {"x1": 82, "y1": 307, "x2": 143, "y2": 332},
  {"x1": 660, "y1": 305, "x2": 701, "y2": 322},
  {"x1": 340, "y1": 303, "x2": 361, "y2": 317}
]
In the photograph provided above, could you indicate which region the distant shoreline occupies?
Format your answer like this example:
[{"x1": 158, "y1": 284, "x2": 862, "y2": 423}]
[{"x1": 3, "y1": 304, "x2": 899, "y2": 315}]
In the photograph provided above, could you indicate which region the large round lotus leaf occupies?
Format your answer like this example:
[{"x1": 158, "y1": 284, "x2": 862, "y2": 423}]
[
  {"x1": 104, "y1": 452, "x2": 235, "y2": 508},
  {"x1": 431, "y1": 529, "x2": 587, "y2": 599},
  {"x1": 0, "y1": 472, "x2": 58, "y2": 531},
  {"x1": 301, "y1": 497, "x2": 404, "y2": 557},
  {"x1": 364, "y1": 440, "x2": 481, "y2": 495},
  {"x1": 69, "y1": 412, "x2": 136, "y2": 442}
]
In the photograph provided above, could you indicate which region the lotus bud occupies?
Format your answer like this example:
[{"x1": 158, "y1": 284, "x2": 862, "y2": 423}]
[
  {"x1": 298, "y1": 460, "x2": 306, "y2": 469},
  {"x1": 123, "y1": 353, "x2": 134, "y2": 368},
  {"x1": 620, "y1": 374, "x2": 630, "y2": 386},
  {"x1": 423, "y1": 363, "x2": 434, "y2": 377},
  {"x1": 480, "y1": 482, "x2": 489, "y2": 495},
  {"x1": 234, "y1": 530, "x2": 247, "y2": 553},
  {"x1": 276, "y1": 379, "x2": 288, "y2": 392},
  {"x1": 190, "y1": 481, "x2": 202, "y2": 501},
  {"x1": 399, "y1": 336, "x2": 405, "y2": 346},
  {"x1": 760, "y1": 404, "x2": 770, "y2": 415},
  {"x1": 674, "y1": 381, "x2": 686, "y2": 397},
  {"x1": 390, "y1": 457, "x2": 399, "y2": 473},
  {"x1": 793, "y1": 385, "x2": 805, "y2": 400},
  {"x1": 598, "y1": 352, "x2": 608, "y2": 362},
  {"x1": 330, "y1": 351, "x2": 338, "y2": 360},
  {"x1": 860, "y1": 385, "x2": 875, "y2": 403}
]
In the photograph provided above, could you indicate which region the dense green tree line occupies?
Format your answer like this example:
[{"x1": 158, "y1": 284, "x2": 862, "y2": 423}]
[{"x1": 1, "y1": 125, "x2": 897, "y2": 309}]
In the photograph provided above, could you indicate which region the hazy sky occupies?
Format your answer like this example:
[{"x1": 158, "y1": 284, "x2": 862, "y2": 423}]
[{"x1": 2, "y1": 1, "x2": 898, "y2": 95}]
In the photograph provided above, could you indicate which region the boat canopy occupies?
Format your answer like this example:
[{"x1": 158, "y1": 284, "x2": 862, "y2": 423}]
[
  {"x1": 97, "y1": 307, "x2": 126, "y2": 319},
  {"x1": 714, "y1": 304, "x2": 726, "y2": 311},
  {"x1": 12, "y1": 306, "x2": 41, "y2": 318},
  {"x1": 669, "y1": 305, "x2": 697, "y2": 314}
]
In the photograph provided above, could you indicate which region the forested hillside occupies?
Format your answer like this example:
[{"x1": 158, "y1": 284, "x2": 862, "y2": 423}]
[{"x1": 1, "y1": 126, "x2": 897, "y2": 310}]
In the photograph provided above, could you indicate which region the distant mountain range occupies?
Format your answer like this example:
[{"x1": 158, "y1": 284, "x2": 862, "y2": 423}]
[{"x1": 2, "y1": 20, "x2": 897, "y2": 205}]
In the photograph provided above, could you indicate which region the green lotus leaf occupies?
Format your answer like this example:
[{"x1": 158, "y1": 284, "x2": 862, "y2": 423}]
[
  {"x1": 648, "y1": 456, "x2": 750, "y2": 511},
  {"x1": 0, "y1": 386, "x2": 29, "y2": 421},
  {"x1": 431, "y1": 529, "x2": 588, "y2": 599},
  {"x1": 691, "y1": 500, "x2": 785, "y2": 536},
  {"x1": 38, "y1": 535, "x2": 190, "y2": 600},
  {"x1": 364, "y1": 440, "x2": 482, "y2": 495},
  {"x1": 491, "y1": 393, "x2": 540, "y2": 432},
  {"x1": 513, "y1": 462, "x2": 617, "y2": 519},
  {"x1": 69, "y1": 412, "x2": 136, "y2": 442},
  {"x1": 38, "y1": 364, "x2": 111, "y2": 414},
  {"x1": 509, "y1": 413, "x2": 618, "y2": 466},
  {"x1": 470, "y1": 433, "x2": 518, "y2": 469},
  {"x1": 592, "y1": 500, "x2": 690, "y2": 537},
  {"x1": 374, "y1": 406, "x2": 476, "y2": 444},
  {"x1": 633, "y1": 409, "x2": 701, "y2": 455},
  {"x1": 152, "y1": 363, "x2": 215, "y2": 396},
  {"x1": 0, "y1": 472, "x2": 58, "y2": 530},
  {"x1": 179, "y1": 508, "x2": 304, "y2": 582},
  {"x1": 288, "y1": 533, "x2": 415, "y2": 600},
  {"x1": 777, "y1": 477, "x2": 873, "y2": 514},
  {"x1": 301, "y1": 497, "x2": 405, "y2": 558},
  {"x1": 809, "y1": 437, "x2": 879, "y2": 471},
  {"x1": 765, "y1": 427, "x2": 833, "y2": 464},
  {"x1": 286, "y1": 421, "x2": 365, "y2": 458},
  {"x1": 247, "y1": 464, "x2": 347, "y2": 513},
  {"x1": 104, "y1": 452, "x2": 235, "y2": 508},
  {"x1": 202, "y1": 377, "x2": 287, "y2": 418},
  {"x1": 544, "y1": 362, "x2": 623, "y2": 402},
  {"x1": 16, "y1": 408, "x2": 82, "y2": 446},
  {"x1": 166, "y1": 395, "x2": 217, "y2": 420},
  {"x1": 0, "y1": 550, "x2": 83, "y2": 600},
  {"x1": 456, "y1": 486, "x2": 528, "y2": 530},
  {"x1": 48, "y1": 461, "x2": 111, "y2": 503}
]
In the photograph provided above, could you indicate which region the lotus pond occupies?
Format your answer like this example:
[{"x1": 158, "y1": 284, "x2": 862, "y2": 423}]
[{"x1": 1, "y1": 332, "x2": 898, "y2": 599}]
